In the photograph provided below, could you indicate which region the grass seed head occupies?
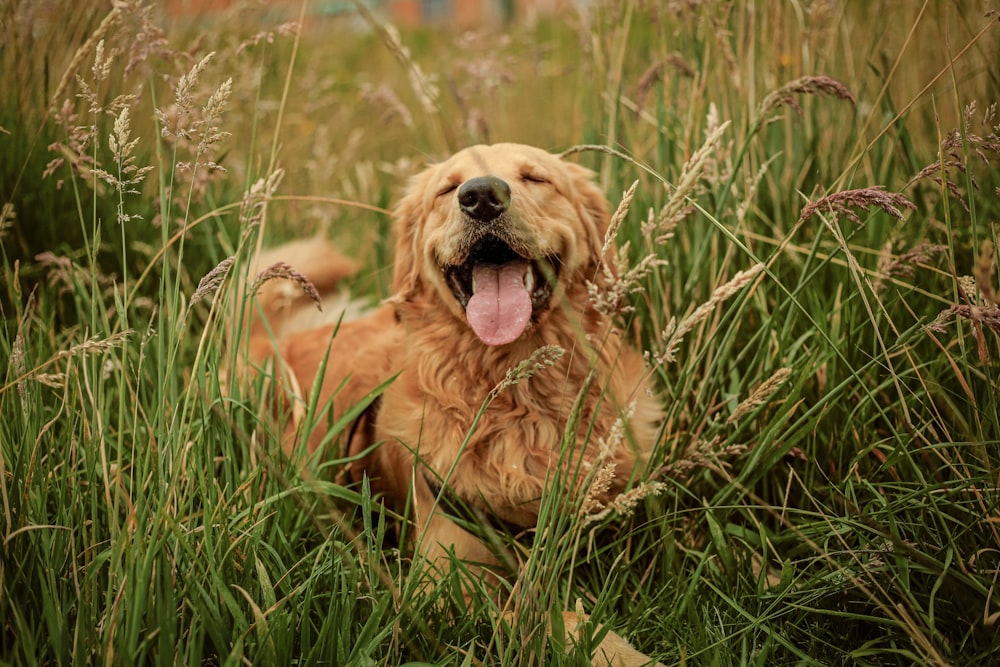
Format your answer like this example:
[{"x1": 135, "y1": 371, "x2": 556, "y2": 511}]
[
  {"x1": 974, "y1": 239, "x2": 997, "y2": 306},
  {"x1": 489, "y1": 345, "x2": 566, "y2": 399},
  {"x1": 798, "y1": 186, "x2": 916, "y2": 225},
  {"x1": 657, "y1": 263, "x2": 764, "y2": 365},
  {"x1": 757, "y1": 75, "x2": 856, "y2": 120},
  {"x1": 728, "y1": 368, "x2": 792, "y2": 424},
  {"x1": 249, "y1": 263, "x2": 322, "y2": 309},
  {"x1": 191, "y1": 256, "x2": 236, "y2": 306},
  {"x1": 927, "y1": 242, "x2": 1000, "y2": 355},
  {"x1": 657, "y1": 436, "x2": 748, "y2": 480},
  {"x1": 874, "y1": 242, "x2": 948, "y2": 295},
  {"x1": 654, "y1": 120, "x2": 731, "y2": 242},
  {"x1": 0, "y1": 202, "x2": 14, "y2": 238}
]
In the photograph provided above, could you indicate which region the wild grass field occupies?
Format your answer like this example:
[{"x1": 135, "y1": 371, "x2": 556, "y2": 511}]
[{"x1": 2, "y1": 0, "x2": 999, "y2": 665}]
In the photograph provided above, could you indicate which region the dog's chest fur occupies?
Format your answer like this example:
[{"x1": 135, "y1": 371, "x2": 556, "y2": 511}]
[{"x1": 375, "y1": 322, "x2": 651, "y2": 528}]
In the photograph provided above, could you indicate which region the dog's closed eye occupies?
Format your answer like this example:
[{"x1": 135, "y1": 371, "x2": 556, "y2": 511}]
[
  {"x1": 436, "y1": 181, "x2": 460, "y2": 198},
  {"x1": 519, "y1": 171, "x2": 550, "y2": 184}
]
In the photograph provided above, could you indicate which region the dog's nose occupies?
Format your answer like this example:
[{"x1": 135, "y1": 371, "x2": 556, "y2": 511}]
[{"x1": 457, "y1": 176, "x2": 511, "y2": 222}]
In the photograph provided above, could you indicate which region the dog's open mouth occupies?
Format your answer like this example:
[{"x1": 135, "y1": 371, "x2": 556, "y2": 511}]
[{"x1": 443, "y1": 236, "x2": 560, "y2": 346}]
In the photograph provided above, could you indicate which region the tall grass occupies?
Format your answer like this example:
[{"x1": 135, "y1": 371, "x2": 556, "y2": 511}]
[{"x1": 2, "y1": 0, "x2": 999, "y2": 665}]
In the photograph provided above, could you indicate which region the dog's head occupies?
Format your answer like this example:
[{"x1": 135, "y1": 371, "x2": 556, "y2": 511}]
[{"x1": 391, "y1": 143, "x2": 611, "y2": 346}]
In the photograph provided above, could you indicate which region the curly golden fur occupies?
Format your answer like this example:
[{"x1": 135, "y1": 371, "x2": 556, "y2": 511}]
[{"x1": 248, "y1": 144, "x2": 663, "y2": 666}]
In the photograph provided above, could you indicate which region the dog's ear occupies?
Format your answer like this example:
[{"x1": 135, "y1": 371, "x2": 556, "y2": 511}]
[
  {"x1": 562, "y1": 160, "x2": 615, "y2": 279},
  {"x1": 389, "y1": 170, "x2": 430, "y2": 302}
]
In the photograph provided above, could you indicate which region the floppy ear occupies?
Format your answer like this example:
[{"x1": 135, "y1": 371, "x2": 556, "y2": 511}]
[
  {"x1": 562, "y1": 160, "x2": 615, "y2": 279},
  {"x1": 390, "y1": 170, "x2": 431, "y2": 301}
]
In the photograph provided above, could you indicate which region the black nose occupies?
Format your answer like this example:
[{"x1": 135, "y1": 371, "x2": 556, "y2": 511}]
[{"x1": 457, "y1": 176, "x2": 511, "y2": 222}]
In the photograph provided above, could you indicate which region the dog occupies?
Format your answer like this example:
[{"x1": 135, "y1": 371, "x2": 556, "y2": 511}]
[{"x1": 246, "y1": 144, "x2": 664, "y2": 666}]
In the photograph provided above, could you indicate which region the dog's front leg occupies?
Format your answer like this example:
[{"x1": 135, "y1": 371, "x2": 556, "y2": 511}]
[
  {"x1": 369, "y1": 439, "x2": 502, "y2": 587},
  {"x1": 560, "y1": 610, "x2": 665, "y2": 667}
]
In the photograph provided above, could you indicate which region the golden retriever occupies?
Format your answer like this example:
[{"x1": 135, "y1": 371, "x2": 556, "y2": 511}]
[{"x1": 247, "y1": 143, "x2": 663, "y2": 666}]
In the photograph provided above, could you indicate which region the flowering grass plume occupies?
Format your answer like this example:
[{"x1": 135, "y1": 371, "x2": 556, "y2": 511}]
[
  {"x1": 586, "y1": 122, "x2": 732, "y2": 324},
  {"x1": 582, "y1": 479, "x2": 666, "y2": 527},
  {"x1": 190, "y1": 256, "x2": 236, "y2": 306},
  {"x1": 587, "y1": 180, "x2": 667, "y2": 318},
  {"x1": 249, "y1": 262, "x2": 322, "y2": 308},
  {"x1": 727, "y1": 367, "x2": 793, "y2": 424},
  {"x1": 488, "y1": 345, "x2": 565, "y2": 399},
  {"x1": 656, "y1": 436, "x2": 748, "y2": 481},
  {"x1": 95, "y1": 106, "x2": 155, "y2": 224},
  {"x1": 241, "y1": 170, "x2": 285, "y2": 233},
  {"x1": 0, "y1": 202, "x2": 14, "y2": 237},
  {"x1": 656, "y1": 263, "x2": 765, "y2": 365},
  {"x1": 907, "y1": 102, "x2": 1000, "y2": 211},
  {"x1": 927, "y1": 241, "x2": 1000, "y2": 361},
  {"x1": 4, "y1": 328, "x2": 135, "y2": 395},
  {"x1": 653, "y1": 120, "x2": 732, "y2": 242},
  {"x1": 578, "y1": 403, "x2": 667, "y2": 527},
  {"x1": 634, "y1": 53, "x2": 695, "y2": 111},
  {"x1": 798, "y1": 186, "x2": 916, "y2": 225},
  {"x1": 347, "y1": 0, "x2": 439, "y2": 115},
  {"x1": 757, "y1": 75, "x2": 856, "y2": 120},
  {"x1": 873, "y1": 241, "x2": 948, "y2": 295}
]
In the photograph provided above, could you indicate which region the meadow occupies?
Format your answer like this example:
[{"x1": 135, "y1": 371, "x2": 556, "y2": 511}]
[{"x1": 1, "y1": 0, "x2": 999, "y2": 664}]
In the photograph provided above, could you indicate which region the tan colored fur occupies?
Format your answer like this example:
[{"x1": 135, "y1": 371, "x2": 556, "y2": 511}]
[{"x1": 247, "y1": 144, "x2": 663, "y2": 666}]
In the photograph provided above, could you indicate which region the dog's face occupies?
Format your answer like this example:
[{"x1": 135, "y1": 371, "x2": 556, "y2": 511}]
[{"x1": 392, "y1": 143, "x2": 611, "y2": 346}]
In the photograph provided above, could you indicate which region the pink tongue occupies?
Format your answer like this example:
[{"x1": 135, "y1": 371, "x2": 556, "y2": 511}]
[{"x1": 466, "y1": 262, "x2": 532, "y2": 346}]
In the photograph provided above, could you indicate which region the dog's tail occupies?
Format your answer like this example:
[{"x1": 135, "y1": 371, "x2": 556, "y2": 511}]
[
  {"x1": 228, "y1": 236, "x2": 364, "y2": 430},
  {"x1": 246, "y1": 236, "x2": 363, "y2": 350}
]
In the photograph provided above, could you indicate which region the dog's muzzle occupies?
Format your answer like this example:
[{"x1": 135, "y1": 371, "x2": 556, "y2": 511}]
[{"x1": 443, "y1": 177, "x2": 560, "y2": 347}]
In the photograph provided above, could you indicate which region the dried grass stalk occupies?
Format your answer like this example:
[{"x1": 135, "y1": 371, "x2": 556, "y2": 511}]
[
  {"x1": 190, "y1": 256, "x2": 236, "y2": 306},
  {"x1": 489, "y1": 345, "x2": 565, "y2": 399},
  {"x1": 757, "y1": 75, "x2": 856, "y2": 120},
  {"x1": 727, "y1": 368, "x2": 792, "y2": 424},
  {"x1": 656, "y1": 263, "x2": 765, "y2": 365},
  {"x1": 873, "y1": 242, "x2": 948, "y2": 295},
  {"x1": 798, "y1": 186, "x2": 916, "y2": 225},
  {"x1": 249, "y1": 263, "x2": 322, "y2": 308},
  {"x1": 927, "y1": 241, "x2": 1000, "y2": 362}
]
